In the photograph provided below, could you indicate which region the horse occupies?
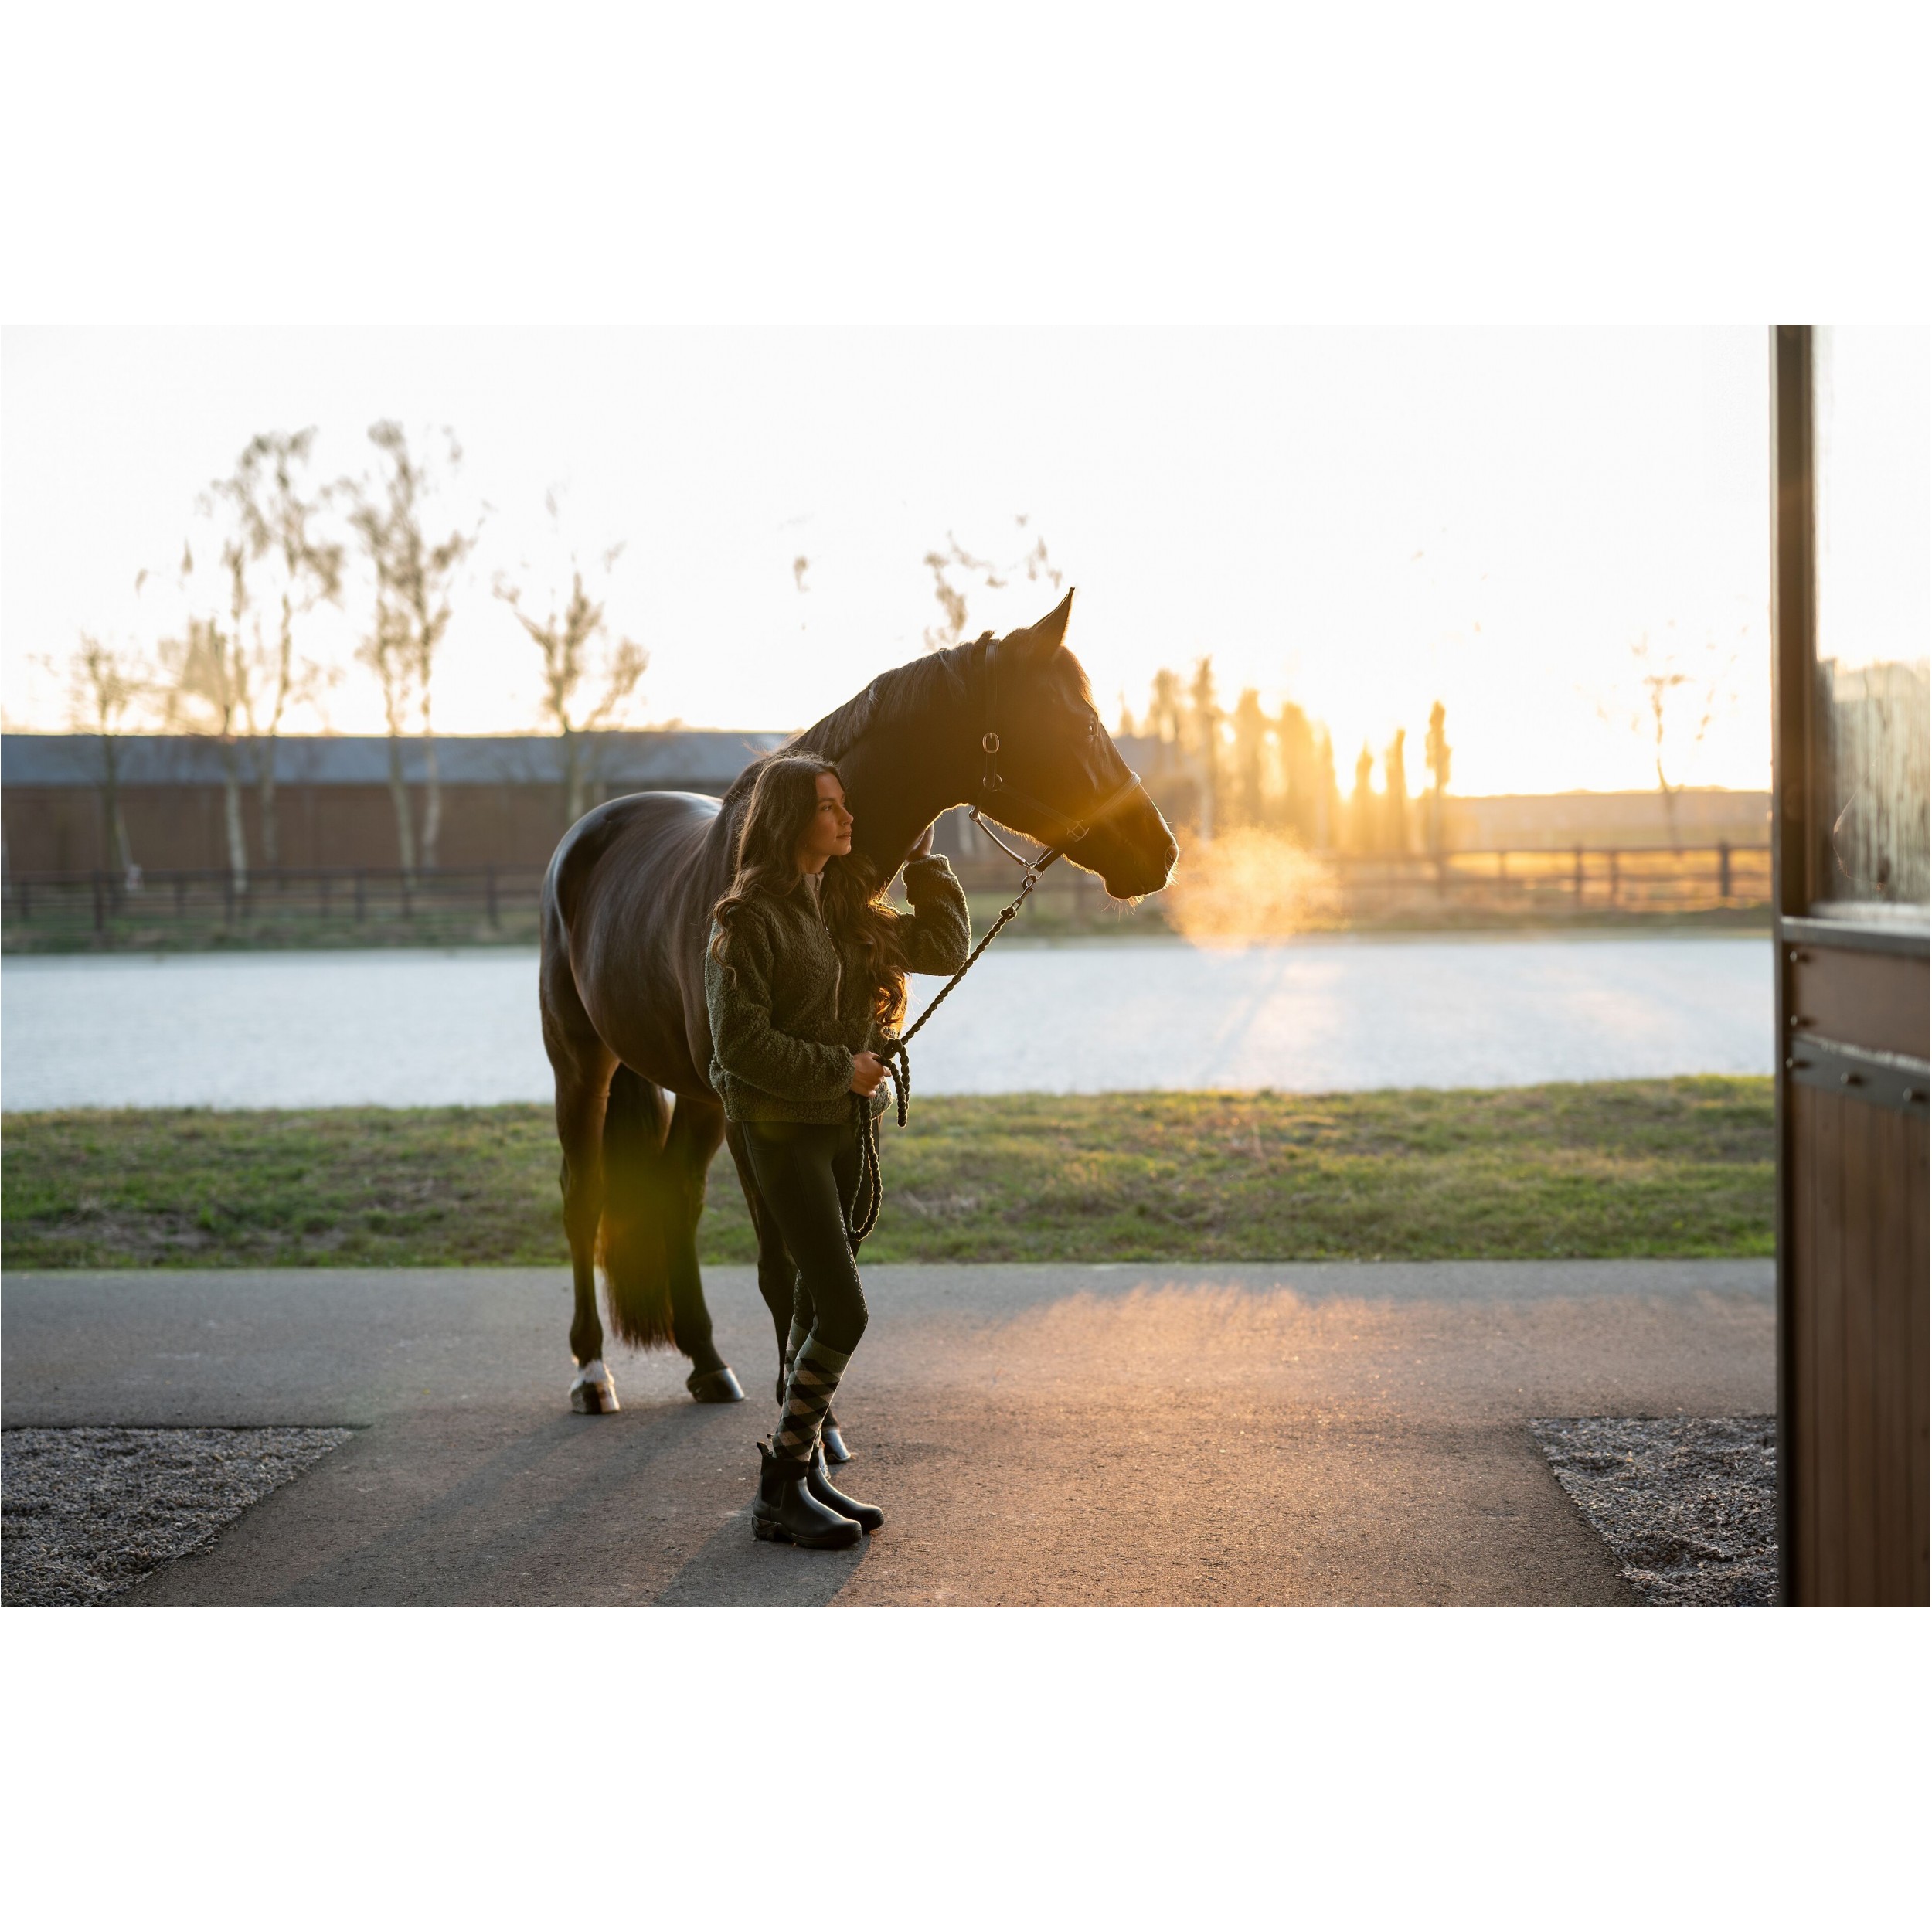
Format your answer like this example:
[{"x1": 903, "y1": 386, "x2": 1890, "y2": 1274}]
[{"x1": 536, "y1": 589, "x2": 1178, "y2": 1427}]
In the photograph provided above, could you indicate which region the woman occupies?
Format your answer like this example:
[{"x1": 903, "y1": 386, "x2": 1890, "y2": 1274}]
[{"x1": 705, "y1": 753, "x2": 971, "y2": 1549}]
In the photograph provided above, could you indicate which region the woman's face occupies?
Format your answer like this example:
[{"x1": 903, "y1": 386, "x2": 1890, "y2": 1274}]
[{"x1": 795, "y1": 771, "x2": 854, "y2": 871}]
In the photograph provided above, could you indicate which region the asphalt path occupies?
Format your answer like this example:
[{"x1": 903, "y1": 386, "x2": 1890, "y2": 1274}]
[{"x1": 2, "y1": 1260, "x2": 1775, "y2": 1607}]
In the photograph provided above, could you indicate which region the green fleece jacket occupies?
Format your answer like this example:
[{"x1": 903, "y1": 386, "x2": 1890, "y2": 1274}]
[{"x1": 705, "y1": 854, "x2": 972, "y2": 1124}]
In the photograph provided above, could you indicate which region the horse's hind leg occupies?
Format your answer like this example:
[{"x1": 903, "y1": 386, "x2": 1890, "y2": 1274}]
[
  {"x1": 662, "y1": 1092, "x2": 743, "y2": 1402},
  {"x1": 542, "y1": 961, "x2": 621, "y2": 1414}
]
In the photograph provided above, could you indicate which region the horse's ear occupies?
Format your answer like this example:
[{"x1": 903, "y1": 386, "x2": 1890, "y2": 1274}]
[{"x1": 1013, "y1": 587, "x2": 1074, "y2": 658}]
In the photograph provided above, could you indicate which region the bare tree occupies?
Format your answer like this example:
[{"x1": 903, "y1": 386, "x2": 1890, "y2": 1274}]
[
  {"x1": 1349, "y1": 742, "x2": 1378, "y2": 853},
  {"x1": 1232, "y1": 688, "x2": 1267, "y2": 828},
  {"x1": 345, "y1": 423, "x2": 477, "y2": 876},
  {"x1": 1383, "y1": 729, "x2": 1411, "y2": 854},
  {"x1": 1600, "y1": 628, "x2": 1739, "y2": 852},
  {"x1": 1145, "y1": 668, "x2": 1184, "y2": 751},
  {"x1": 1188, "y1": 657, "x2": 1220, "y2": 841},
  {"x1": 1423, "y1": 699, "x2": 1452, "y2": 856},
  {"x1": 1274, "y1": 699, "x2": 1328, "y2": 847},
  {"x1": 158, "y1": 539, "x2": 253, "y2": 891},
  {"x1": 1311, "y1": 726, "x2": 1338, "y2": 850},
  {"x1": 920, "y1": 515, "x2": 1063, "y2": 653},
  {"x1": 34, "y1": 629, "x2": 154, "y2": 880},
  {"x1": 213, "y1": 430, "x2": 342, "y2": 868},
  {"x1": 359, "y1": 595, "x2": 420, "y2": 879},
  {"x1": 495, "y1": 512, "x2": 649, "y2": 829}
]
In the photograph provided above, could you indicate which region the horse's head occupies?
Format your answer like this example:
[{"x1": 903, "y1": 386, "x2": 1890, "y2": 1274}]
[{"x1": 971, "y1": 591, "x2": 1177, "y2": 900}]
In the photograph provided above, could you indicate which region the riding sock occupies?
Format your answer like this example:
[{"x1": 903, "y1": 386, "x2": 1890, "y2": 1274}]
[
  {"x1": 742, "y1": 1120, "x2": 869, "y2": 1472},
  {"x1": 783, "y1": 1314, "x2": 811, "y2": 1383},
  {"x1": 771, "y1": 1333, "x2": 852, "y2": 1471}
]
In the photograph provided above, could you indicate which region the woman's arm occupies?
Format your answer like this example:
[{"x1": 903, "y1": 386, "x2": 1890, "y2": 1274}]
[
  {"x1": 888, "y1": 851, "x2": 971, "y2": 976},
  {"x1": 705, "y1": 915, "x2": 855, "y2": 1104}
]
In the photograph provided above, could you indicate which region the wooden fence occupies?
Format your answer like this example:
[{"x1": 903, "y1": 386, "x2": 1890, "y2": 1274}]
[
  {"x1": 1329, "y1": 840, "x2": 1771, "y2": 914},
  {"x1": 0, "y1": 842, "x2": 1771, "y2": 947},
  {"x1": 1, "y1": 864, "x2": 550, "y2": 944},
  {"x1": 953, "y1": 841, "x2": 1774, "y2": 919}
]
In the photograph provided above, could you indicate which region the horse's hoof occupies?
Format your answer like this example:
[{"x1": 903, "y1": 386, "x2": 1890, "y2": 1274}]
[
  {"x1": 570, "y1": 1359, "x2": 620, "y2": 1414},
  {"x1": 820, "y1": 1423, "x2": 852, "y2": 1465},
  {"x1": 686, "y1": 1365, "x2": 746, "y2": 1404}
]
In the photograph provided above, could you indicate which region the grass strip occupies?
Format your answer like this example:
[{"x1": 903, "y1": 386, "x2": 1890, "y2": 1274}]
[{"x1": 2, "y1": 1079, "x2": 1771, "y2": 1270}]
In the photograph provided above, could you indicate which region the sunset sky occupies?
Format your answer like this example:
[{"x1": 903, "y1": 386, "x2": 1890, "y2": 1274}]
[{"x1": 3, "y1": 325, "x2": 1785, "y2": 796}]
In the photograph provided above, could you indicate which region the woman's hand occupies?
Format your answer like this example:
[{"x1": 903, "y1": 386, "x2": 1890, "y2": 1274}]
[
  {"x1": 910, "y1": 819, "x2": 936, "y2": 860},
  {"x1": 849, "y1": 1051, "x2": 889, "y2": 1097}
]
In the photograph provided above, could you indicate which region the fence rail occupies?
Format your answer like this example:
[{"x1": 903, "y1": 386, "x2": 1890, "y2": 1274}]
[
  {"x1": 1331, "y1": 840, "x2": 1771, "y2": 912},
  {"x1": 2, "y1": 864, "x2": 550, "y2": 940},
  {"x1": 0, "y1": 842, "x2": 1772, "y2": 947},
  {"x1": 952, "y1": 842, "x2": 1774, "y2": 915}
]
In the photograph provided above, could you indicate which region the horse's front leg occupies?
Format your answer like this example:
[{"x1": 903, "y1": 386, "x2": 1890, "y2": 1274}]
[{"x1": 545, "y1": 1016, "x2": 621, "y2": 1415}]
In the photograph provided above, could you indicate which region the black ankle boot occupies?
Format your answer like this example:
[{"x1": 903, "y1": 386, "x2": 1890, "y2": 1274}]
[
  {"x1": 753, "y1": 1444, "x2": 862, "y2": 1550},
  {"x1": 808, "y1": 1442, "x2": 883, "y2": 1532}
]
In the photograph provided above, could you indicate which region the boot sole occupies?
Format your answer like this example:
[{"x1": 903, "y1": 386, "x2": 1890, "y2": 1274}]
[{"x1": 753, "y1": 1518, "x2": 862, "y2": 1550}]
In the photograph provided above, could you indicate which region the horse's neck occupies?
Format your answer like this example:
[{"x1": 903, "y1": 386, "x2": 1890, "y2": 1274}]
[{"x1": 841, "y1": 727, "x2": 971, "y2": 876}]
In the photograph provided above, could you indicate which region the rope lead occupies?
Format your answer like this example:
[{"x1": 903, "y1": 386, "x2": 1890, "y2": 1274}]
[{"x1": 843, "y1": 849, "x2": 1062, "y2": 1248}]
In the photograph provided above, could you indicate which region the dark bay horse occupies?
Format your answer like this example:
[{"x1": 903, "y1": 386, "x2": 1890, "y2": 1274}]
[{"x1": 537, "y1": 590, "x2": 1177, "y2": 1419}]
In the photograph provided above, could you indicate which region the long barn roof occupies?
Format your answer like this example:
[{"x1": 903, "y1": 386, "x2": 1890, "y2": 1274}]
[{"x1": 1, "y1": 730, "x2": 793, "y2": 789}]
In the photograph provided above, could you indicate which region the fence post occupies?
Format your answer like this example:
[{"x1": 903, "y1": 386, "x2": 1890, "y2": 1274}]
[
  {"x1": 355, "y1": 869, "x2": 366, "y2": 922},
  {"x1": 223, "y1": 869, "x2": 235, "y2": 927},
  {"x1": 1608, "y1": 849, "x2": 1619, "y2": 905},
  {"x1": 93, "y1": 870, "x2": 105, "y2": 934},
  {"x1": 1718, "y1": 840, "x2": 1731, "y2": 901},
  {"x1": 1573, "y1": 845, "x2": 1584, "y2": 901},
  {"x1": 487, "y1": 865, "x2": 498, "y2": 929},
  {"x1": 19, "y1": 879, "x2": 29, "y2": 923}
]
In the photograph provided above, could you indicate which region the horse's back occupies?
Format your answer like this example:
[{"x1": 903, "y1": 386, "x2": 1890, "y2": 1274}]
[
  {"x1": 545, "y1": 789, "x2": 719, "y2": 926},
  {"x1": 541, "y1": 790, "x2": 732, "y2": 1093}
]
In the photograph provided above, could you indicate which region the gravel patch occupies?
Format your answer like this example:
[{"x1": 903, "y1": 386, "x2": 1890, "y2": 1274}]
[
  {"x1": 2, "y1": 1426, "x2": 354, "y2": 1607},
  {"x1": 1531, "y1": 1416, "x2": 1777, "y2": 1607}
]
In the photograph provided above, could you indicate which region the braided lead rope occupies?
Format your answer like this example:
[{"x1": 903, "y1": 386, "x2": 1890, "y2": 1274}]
[{"x1": 843, "y1": 846, "x2": 1064, "y2": 1247}]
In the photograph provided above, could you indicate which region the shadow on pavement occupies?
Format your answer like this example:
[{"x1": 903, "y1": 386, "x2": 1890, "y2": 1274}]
[{"x1": 654, "y1": 1513, "x2": 870, "y2": 1607}]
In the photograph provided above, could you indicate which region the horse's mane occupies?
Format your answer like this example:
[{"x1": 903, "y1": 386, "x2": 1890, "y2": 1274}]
[{"x1": 720, "y1": 638, "x2": 977, "y2": 811}]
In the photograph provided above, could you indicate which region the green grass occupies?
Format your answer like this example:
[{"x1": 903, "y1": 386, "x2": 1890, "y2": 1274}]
[{"x1": 1, "y1": 1079, "x2": 1772, "y2": 1270}]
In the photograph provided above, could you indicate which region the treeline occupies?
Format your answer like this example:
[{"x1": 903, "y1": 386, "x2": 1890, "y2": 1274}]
[
  {"x1": 43, "y1": 423, "x2": 646, "y2": 890},
  {"x1": 1122, "y1": 662, "x2": 1453, "y2": 855}
]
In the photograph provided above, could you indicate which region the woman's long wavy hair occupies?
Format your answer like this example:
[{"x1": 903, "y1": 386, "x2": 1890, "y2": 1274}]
[{"x1": 709, "y1": 753, "x2": 907, "y2": 1030}]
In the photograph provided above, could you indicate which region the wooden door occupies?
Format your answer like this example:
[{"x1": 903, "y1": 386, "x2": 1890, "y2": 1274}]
[{"x1": 1772, "y1": 325, "x2": 1931, "y2": 1605}]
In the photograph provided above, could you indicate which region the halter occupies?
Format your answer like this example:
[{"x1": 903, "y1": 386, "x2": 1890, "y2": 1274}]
[
  {"x1": 968, "y1": 631, "x2": 1146, "y2": 868},
  {"x1": 843, "y1": 631, "x2": 1154, "y2": 1245}
]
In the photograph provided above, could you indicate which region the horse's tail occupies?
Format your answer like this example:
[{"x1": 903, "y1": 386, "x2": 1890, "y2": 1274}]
[{"x1": 596, "y1": 1065, "x2": 678, "y2": 1349}]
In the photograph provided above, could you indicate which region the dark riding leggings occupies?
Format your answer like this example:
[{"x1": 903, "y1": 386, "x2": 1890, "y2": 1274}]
[{"x1": 743, "y1": 1118, "x2": 870, "y2": 1468}]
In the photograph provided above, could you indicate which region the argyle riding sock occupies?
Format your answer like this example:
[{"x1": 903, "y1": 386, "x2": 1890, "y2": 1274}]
[{"x1": 770, "y1": 1332, "x2": 852, "y2": 1471}]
